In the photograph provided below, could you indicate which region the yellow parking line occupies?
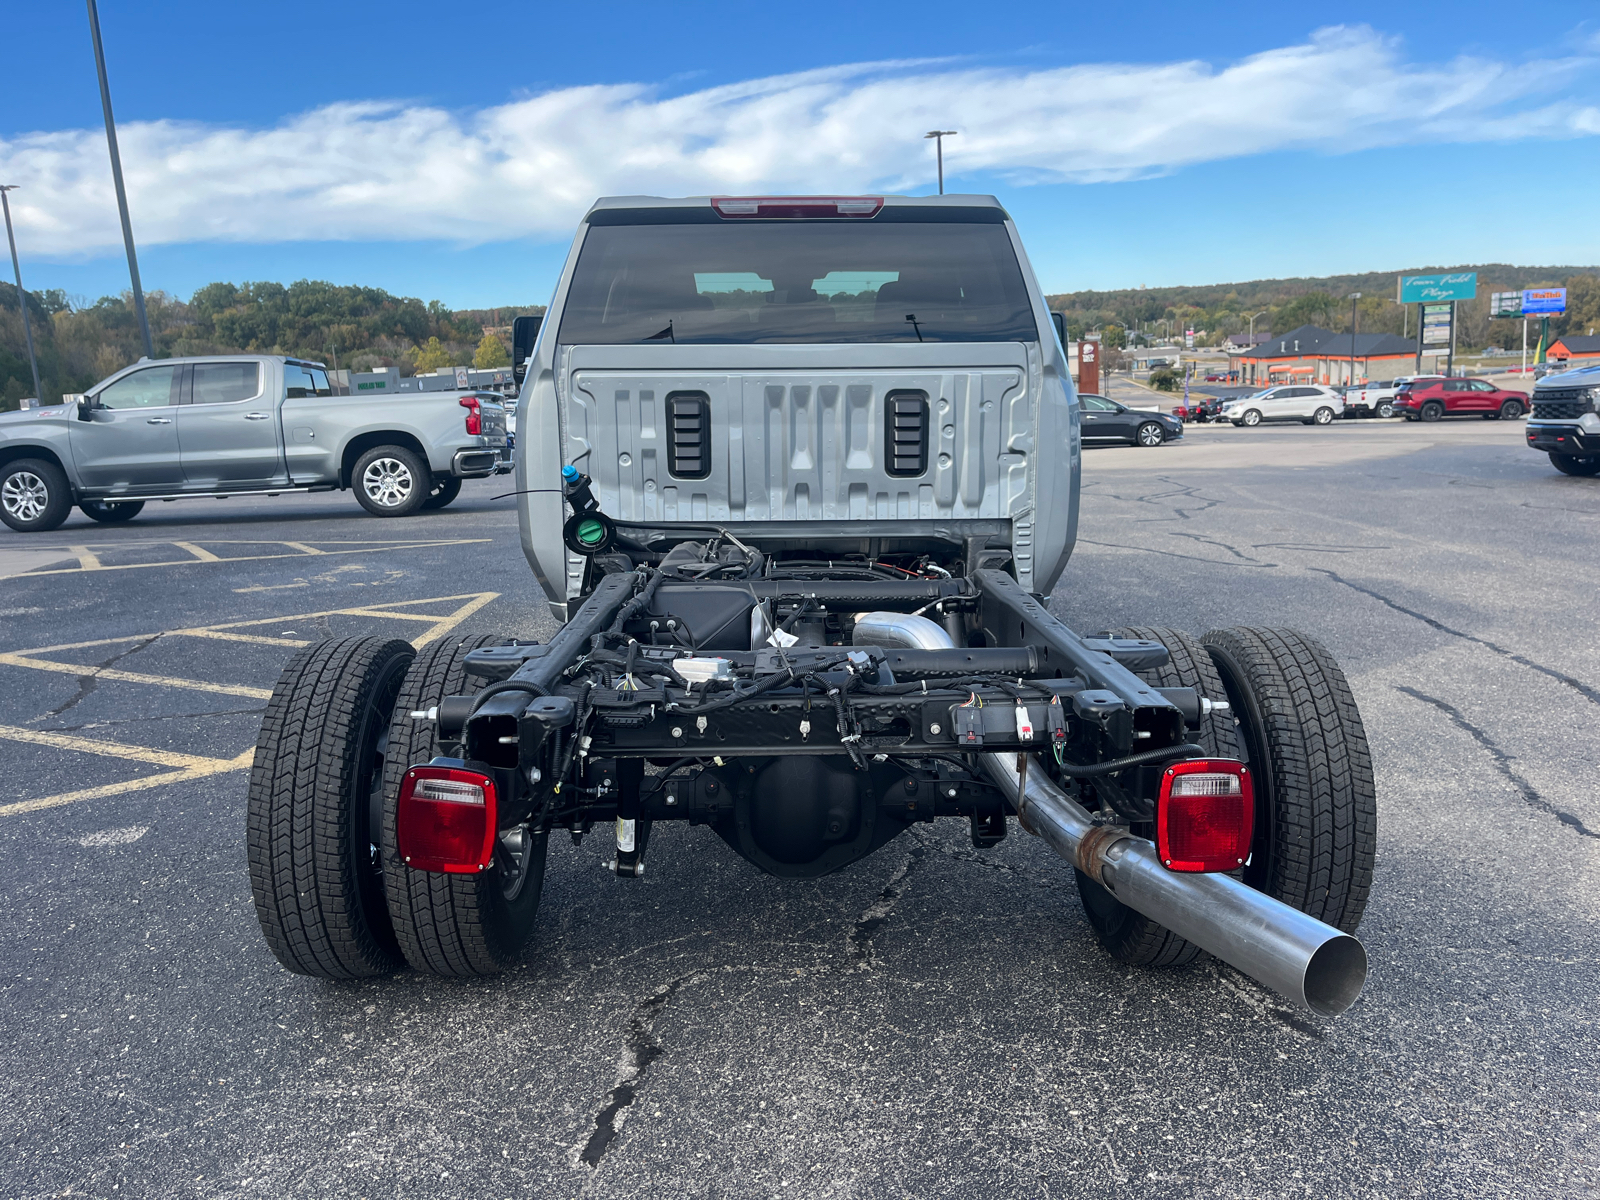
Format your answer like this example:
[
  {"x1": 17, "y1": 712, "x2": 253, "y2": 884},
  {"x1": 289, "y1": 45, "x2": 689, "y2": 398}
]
[
  {"x1": 172, "y1": 628, "x2": 311, "y2": 648},
  {"x1": 411, "y1": 591, "x2": 500, "y2": 647},
  {"x1": 0, "y1": 593, "x2": 498, "y2": 699},
  {"x1": 23, "y1": 539, "x2": 491, "y2": 576},
  {"x1": 0, "y1": 653, "x2": 274, "y2": 699},
  {"x1": 0, "y1": 723, "x2": 239, "y2": 771},
  {"x1": 0, "y1": 749, "x2": 255, "y2": 818},
  {"x1": 172, "y1": 541, "x2": 222, "y2": 563}
]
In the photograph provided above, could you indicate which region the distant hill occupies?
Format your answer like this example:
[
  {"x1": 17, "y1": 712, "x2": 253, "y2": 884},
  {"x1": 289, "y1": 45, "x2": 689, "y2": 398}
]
[{"x1": 1046, "y1": 264, "x2": 1600, "y2": 352}]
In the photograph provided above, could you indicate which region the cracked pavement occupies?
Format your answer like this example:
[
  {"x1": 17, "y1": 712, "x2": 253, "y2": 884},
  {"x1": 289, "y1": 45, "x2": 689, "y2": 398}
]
[{"x1": 2, "y1": 421, "x2": 1599, "y2": 1198}]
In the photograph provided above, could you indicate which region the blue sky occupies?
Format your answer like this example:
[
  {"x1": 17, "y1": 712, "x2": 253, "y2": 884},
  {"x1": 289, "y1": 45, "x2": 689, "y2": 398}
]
[{"x1": 3, "y1": 1, "x2": 1598, "y2": 309}]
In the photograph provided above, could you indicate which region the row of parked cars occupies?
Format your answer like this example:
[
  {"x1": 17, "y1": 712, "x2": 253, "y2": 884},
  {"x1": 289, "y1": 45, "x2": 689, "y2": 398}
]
[{"x1": 1170, "y1": 375, "x2": 1530, "y2": 428}]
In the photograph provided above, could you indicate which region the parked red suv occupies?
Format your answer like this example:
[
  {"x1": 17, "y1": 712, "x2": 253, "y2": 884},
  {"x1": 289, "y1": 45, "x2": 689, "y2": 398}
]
[{"x1": 1393, "y1": 378, "x2": 1528, "y2": 421}]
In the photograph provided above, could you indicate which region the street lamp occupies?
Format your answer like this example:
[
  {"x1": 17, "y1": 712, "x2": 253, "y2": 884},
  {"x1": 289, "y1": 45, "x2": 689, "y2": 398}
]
[
  {"x1": 1348, "y1": 293, "x2": 1362, "y2": 387},
  {"x1": 1247, "y1": 310, "x2": 1268, "y2": 343},
  {"x1": 87, "y1": 0, "x2": 153, "y2": 359},
  {"x1": 0, "y1": 186, "x2": 42, "y2": 404},
  {"x1": 924, "y1": 131, "x2": 957, "y2": 195}
]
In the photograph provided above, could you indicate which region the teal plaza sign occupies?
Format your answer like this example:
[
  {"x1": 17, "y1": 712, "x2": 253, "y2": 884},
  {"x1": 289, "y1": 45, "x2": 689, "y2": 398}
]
[{"x1": 1400, "y1": 273, "x2": 1478, "y2": 303}]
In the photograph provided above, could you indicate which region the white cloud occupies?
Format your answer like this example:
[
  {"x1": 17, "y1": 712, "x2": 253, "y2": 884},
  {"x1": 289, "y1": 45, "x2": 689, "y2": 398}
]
[{"x1": 1, "y1": 26, "x2": 1593, "y2": 256}]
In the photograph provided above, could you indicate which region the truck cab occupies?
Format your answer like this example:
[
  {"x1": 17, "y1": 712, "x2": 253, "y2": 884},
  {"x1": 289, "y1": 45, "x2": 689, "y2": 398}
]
[{"x1": 513, "y1": 194, "x2": 1079, "y2": 618}]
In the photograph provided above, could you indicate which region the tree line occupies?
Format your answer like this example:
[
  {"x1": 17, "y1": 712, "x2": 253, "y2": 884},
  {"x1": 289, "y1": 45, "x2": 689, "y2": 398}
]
[
  {"x1": 0, "y1": 279, "x2": 545, "y2": 409},
  {"x1": 1045, "y1": 264, "x2": 1600, "y2": 354}
]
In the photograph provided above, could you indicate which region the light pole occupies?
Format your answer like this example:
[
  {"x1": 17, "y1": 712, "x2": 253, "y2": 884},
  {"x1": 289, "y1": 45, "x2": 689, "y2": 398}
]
[
  {"x1": 924, "y1": 131, "x2": 957, "y2": 195},
  {"x1": 0, "y1": 186, "x2": 42, "y2": 404},
  {"x1": 1348, "y1": 293, "x2": 1362, "y2": 387},
  {"x1": 87, "y1": 0, "x2": 153, "y2": 360},
  {"x1": 1247, "y1": 310, "x2": 1268, "y2": 343}
]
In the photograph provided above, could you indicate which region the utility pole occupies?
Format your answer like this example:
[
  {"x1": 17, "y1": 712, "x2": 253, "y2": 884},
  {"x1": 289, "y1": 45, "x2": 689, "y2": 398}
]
[
  {"x1": 924, "y1": 131, "x2": 957, "y2": 195},
  {"x1": 0, "y1": 186, "x2": 43, "y2": 404},
  {"x1": 87, "y1": 0, "x2": 153, "y2": 359},
  {"x1": 1348, "y1": 293, "x2": 1361, "y2": 387}
]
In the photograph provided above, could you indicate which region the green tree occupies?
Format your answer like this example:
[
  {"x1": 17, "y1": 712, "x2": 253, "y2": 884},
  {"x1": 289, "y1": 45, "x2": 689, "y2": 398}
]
[
  {"x1": 414, "y1": 336, "x2": 453, "y2": 372},
  {"x1": 1149, "y1": 367, "x2": 1180, "y2": 392},
  {"x1": 473, "y1": 332, "x2": 509, "y2": 369}
]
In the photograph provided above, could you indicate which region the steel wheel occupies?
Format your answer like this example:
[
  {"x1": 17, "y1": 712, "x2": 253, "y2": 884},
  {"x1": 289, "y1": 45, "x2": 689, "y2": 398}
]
[
  {"x1": 2, "y1": 471, "x2": 48, "y2": 523},
  {"x1": 1136, "y1": 422, "x2": 1165, "y2": 447},
  {"x1": 362, "y1": 457, "x2": 414, "y2": 507},
  {"x1": 1242, "y1": 409, "x2": 1262, "y2": 427}
]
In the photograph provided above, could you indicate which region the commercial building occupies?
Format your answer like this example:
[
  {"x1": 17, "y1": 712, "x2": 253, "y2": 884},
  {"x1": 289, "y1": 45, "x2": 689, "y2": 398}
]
[
  {"x1": 1232, "y1": 324, "x2": 1422, "y2": 386},
  {"x1": 1547, "y1": 335, "x2": 1600, "y2": 364}
]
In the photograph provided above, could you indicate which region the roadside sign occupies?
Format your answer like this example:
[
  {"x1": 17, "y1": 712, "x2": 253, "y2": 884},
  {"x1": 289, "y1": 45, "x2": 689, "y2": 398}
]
[
  {"x1": 1523, "y1": 287, "x2": 1567, "y2": 315},
  {"x1": 1421, "y1": 303, "x2": 1452, "y2": 346},
  {"x1": 1490, "y1": 291, "x2": 1522, "y2": 318},
  {"x1": 1401, "y1": 272, "x2": 1478, "y2": 303}
]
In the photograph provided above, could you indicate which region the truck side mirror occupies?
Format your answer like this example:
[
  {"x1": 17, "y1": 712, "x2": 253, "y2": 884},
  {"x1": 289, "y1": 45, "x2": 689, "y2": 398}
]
[
  {"x1": 74, "y1": 393, "x2": 97, "y2": 420},
  {"x1": 512, "y1": 314, "x2": 543, "y2": 387},
  {"x1": 1051, "y1": 312, "x2": 1066, "y2": 346}
]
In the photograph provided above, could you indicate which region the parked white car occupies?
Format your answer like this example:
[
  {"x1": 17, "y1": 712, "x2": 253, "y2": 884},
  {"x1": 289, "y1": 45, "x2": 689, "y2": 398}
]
[{"x1": 1222, "y1": 385, "x2": 1345, "y2": 427}]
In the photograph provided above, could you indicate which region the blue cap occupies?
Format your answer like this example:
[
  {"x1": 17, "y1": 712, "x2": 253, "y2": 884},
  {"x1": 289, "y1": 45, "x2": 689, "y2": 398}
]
[{"x1": 561, "y1": 464, "x2": 579, "y2": 482}]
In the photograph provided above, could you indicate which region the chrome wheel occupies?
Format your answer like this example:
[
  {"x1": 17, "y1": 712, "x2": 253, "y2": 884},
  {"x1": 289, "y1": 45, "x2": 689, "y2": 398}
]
[
  {"x1": 361, "y1": 457, "x2": 415, "y2": 508},
  {"x1": 2, "y1": 471, "x2": 48, "y2": 523}
]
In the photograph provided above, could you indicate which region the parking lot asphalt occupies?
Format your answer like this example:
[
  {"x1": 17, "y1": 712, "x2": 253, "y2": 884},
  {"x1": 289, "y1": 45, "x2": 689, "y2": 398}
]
[{"x1": 1, "y1": 419, "x2": 1596, "y2": 1200}]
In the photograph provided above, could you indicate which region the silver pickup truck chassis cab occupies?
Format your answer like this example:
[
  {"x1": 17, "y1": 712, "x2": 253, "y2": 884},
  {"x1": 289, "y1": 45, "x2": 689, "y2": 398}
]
[
  {"x1": 0, "y1": 356, "x2": 508, "y2": 531},
  {"x1": 248, "y1": 196, "x2": 1377, "y2": 1016}
]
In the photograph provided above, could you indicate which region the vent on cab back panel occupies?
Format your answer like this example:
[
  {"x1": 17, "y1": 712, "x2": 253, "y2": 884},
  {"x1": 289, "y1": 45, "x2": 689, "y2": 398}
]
[
  {"x1": 666, "y1": 392, "x2": 711, "y2": 480},
  {"x1": 885, "y1": 391, "x2": 929, "y2": 477}
]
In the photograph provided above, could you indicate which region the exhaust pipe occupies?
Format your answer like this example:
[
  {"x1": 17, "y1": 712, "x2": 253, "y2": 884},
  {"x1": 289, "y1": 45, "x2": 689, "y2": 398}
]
[
  {"x1": 981, "y1": 755, "x2": 1366, "y2": 1016},
  {"x1": 854, "y1": 611, "x2": 1368, "y2": 1017}
]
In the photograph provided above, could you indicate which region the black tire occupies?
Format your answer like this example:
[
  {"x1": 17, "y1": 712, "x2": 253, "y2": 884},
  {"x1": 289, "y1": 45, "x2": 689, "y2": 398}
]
[
  {"x1": 1241, "y1": 409, "x2": 1262, "y2": 427},
  {"x1": 352, "y1": 444, "x2": 430, "y2": 517},
  {"x1": 1073, "y1": 627, "x2": 1242, "y2": 968},
  {"x1": 1550, "y1": 452, "x2": 1600, "y2": 477},
  {"x1": 1201, "y1": 628, "x2": 1376, "y2": 934},
  {"x1": 421, "y1": 475, "x2": 462, "y2": 510},
  {"x1": 1312, "y1": 406, "x2": 1335, "y2": 425},
  {"x1": 1135, "y1": 422, "x2": 1165, "y2": 447},
  {"x1": 0, "y1": 457, "x2": 72, "y2": 532},
  {"x1": 79, "y1": 499, "x2": 145, "y2": 524},
  {"x1": 247, "y1": 636, "x2": 416, "y2": 979},
  {"x1": 382, "y1": 633, "x2": 548, "y2": 977},
  {"x1": 1420, "y1": 402, "x2": 1444, "y2": 422},
  {"x1": 1498, "y1": 400, "x2": 1524, "y2": 420},
  {"x1": 1376, "y1": 401, "x2": 1395, "y2": 419}
]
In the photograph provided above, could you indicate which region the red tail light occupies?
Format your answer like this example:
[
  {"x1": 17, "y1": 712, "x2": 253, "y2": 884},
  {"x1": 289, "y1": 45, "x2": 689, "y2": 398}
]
[
  {"x1": 397, "y1": 765, "x2": 497, "y2": 873},
  {"x1": 1156, "y1": 759, "x2": 1254, "y2": 872},
  {"x1": 460, "y1": 395, "x2": 481, "y2": 436},
  {"x1": 711, "y1": 196, "x2": 883, "y2": 219}
]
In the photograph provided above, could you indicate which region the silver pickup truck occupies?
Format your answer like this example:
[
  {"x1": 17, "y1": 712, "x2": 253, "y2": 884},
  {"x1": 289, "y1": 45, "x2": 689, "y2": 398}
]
[{"x1": 0, "y1": 355, "x2": 509, "y2": 532}]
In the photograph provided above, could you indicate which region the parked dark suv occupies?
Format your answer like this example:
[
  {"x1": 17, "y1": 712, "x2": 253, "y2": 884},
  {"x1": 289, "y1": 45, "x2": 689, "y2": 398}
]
[{"x1": 1393, "y1": 378, "x2": 1527, "y2": 422}]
